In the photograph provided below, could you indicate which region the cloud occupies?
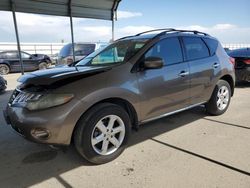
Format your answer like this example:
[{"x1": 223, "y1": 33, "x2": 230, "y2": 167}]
[
  {"x1": 117, "y1": 26, "x2": 155, "y2": 36},
  {"x1": 0, "y1": 11, "x2": 249, "y2": 44},
  {"x1": 177, "y1": 24, "x2": 250, "y2": 43},
  {"x1": 117, "y1": 11, "x2": 142, "y2": 19}
]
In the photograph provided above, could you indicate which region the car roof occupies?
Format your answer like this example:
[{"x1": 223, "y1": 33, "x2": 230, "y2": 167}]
[
  {"x1": 0, "y1": 50, "x2": 25, "y2": 53},
  {"x1": 228, "y1": 48, "x2": 250, "y2": 57}
]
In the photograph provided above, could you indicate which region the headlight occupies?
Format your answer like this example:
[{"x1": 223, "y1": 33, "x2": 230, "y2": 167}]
[{"x1": 12, "y1": 92, "x2": 74, "y2": 110}]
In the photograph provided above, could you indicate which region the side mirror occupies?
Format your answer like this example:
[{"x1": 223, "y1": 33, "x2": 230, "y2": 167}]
[{"x1": 144, "y1": 56, "x2": 164, "y2": 69}]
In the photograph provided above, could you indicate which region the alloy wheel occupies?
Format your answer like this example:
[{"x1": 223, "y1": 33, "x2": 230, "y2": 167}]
[
  {"x1": 216, "y1": 86, "x2": 229, "y2": 110},
  {"x1": 91, "y1": 115, "x2": 125, "y2": 155}
]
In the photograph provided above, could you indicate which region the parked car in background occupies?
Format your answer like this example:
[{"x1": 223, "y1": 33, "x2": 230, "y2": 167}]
[
  {"x1": 4, "y1": 29, "x2": 235, "y2": 164},
  {"x1": 0, "y1": 51, "x2": 52, "y2": 75},
  {"x1": 0, "y1": 75, "x2": 7, "y2": 92},
  {"x1": 57, "y1": 42, "x2": 108, "y2": 65},
  {"x1": 227, "y1": 48, "x2": 250, "y2": 82}
]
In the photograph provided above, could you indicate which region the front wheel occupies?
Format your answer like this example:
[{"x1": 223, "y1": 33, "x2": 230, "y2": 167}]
[
  {"x1": 74, "y1": 103, "x2": 131, "y2": 164},
  {"x1": 206, "y1": 80, "x2": 231, "y2": 115}
]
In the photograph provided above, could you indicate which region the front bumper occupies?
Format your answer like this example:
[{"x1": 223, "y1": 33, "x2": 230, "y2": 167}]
[
  {"x1": 3, "y1": 97, "x2": 82, "y2": 145},
  {"x1": 235, "y1": 67, "x2": 250, "y2": 82}
]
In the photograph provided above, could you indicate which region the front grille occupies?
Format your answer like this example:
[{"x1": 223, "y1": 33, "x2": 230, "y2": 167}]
[{"x1": 9, "y1": 89, "x2": 20, "y2": 104}]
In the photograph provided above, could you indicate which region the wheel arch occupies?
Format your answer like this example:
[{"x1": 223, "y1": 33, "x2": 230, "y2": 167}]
[
  {"x1": 220, "y1": 74, "x2": 235, "y2": 96},
  {"x1": 71, "y1": 97, "x2": 139, "y2": 144}
]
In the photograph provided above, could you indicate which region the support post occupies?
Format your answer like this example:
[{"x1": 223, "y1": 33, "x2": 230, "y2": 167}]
[
  {"x1": 112, "y1": 16, "x2": 115, "y2": 42},
  {"x1": 11, "y1": 0, "x2": 24, "y2": 75},
  {"x1": 69, "y1": 0, "x2": 75, "y2": 62}
]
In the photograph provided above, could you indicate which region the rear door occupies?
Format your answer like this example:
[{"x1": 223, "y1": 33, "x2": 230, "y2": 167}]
[
  {"x1": 5, "y1": 52, "x2": 20, "y2": 72},
  {"x1": 137, "y1": 37, "x2": 190, "y2": 121},
  {"x1": 20, "y1": 52, "x2": 38, "y2": 71},
  {"x1": 182, "y1": 36, "x2": 218, "y2": 105}
]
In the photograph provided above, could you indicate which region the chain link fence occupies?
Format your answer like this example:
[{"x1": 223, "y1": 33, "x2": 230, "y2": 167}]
[{"x1": 0, "y1": 43, "x2": 65, "y2": 56}]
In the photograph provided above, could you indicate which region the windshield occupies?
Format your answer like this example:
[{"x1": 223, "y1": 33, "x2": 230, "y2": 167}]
[{"x1": 76, "y1": 39, "x2": 148, "y2": 66}]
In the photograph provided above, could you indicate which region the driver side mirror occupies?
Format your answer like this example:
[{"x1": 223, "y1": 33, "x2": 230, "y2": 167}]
[{"x1": 144, "y1": 56, "x2": 164, "y2": 69}]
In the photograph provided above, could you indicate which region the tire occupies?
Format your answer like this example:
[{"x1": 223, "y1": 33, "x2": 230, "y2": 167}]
[
  {"x1": 74, "y1": 103, "x2": 131, "y2": 164},
  {"x1": 206, "y1": 80, "x2": 231, "y2": 115},
  {"x1": 38, "y1": 62, "x2": 48, "y2": 70},
  {"x1": 0, "y1": 64, "x2": 10, "y2": 75}
]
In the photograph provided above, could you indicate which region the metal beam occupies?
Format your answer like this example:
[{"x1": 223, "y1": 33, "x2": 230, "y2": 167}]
[
  {"x1": 69, "y1": 0, "x2": 75, "y2": 62},
  {"x1": 112, "y1": 16, "x2": 114, "y2": 41},
  {"x1": 11, "y1": 0, "x2": 24, "y2": 75},
  {"x1": 111, "y1": 0, "x2": 120, "y2": 41}
]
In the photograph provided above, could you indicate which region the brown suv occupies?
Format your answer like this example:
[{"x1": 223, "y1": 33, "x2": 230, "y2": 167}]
[{"x1": 4, "y1": 29, "x2": 235, "y2": 164}]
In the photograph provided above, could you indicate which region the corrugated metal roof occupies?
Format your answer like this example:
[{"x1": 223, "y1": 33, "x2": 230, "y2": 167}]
[{"x1": 0, "y1": 0, "x2": 121, "y2": 20}]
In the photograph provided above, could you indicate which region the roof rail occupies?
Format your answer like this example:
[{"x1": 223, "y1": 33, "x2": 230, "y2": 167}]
[
  {"x1": 134, "y1": 28, "x2": 175, "y2": 36},
  {"x1": 115, "y1": 28, "x2": 209, "y2": 42}
]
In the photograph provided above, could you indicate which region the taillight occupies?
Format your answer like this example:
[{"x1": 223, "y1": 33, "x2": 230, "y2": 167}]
[
  {"x1": 243, "y1": 59, "x2": 250, "y2": 65},
  {"x1": 229, "y1": 57, "x2": 235, "y2": 67}
]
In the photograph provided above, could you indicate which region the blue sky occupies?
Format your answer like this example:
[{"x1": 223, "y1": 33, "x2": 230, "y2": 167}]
[
  {"x1": 118, "y1": 0, "x2": 250, "y2": 27},
  {"x1": 0, "y1": 0, "x2": 249, "y2": 43}
]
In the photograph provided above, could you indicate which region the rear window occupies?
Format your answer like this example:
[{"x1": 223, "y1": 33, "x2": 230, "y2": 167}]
[
  {"x1": 59, "y1": 44, "x2": 71, "y2": 57},
  {"x1": 5, "y1": 52, "x2": 18, "y2": 59},
  {"x1": 204, "y1": 38, "x2": 218, "y2": 55},
  {"x1": 59, "y1": 43, "x2": 96, "y2": 57},
  {"x1": 183, "y1": 37, "x2": 210, "y2": 61},
  {"x1": 75, "y1": 44, "x2": 96, "y2": 56}
]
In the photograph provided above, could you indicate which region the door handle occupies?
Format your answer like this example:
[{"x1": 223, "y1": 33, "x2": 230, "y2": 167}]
[
  {"x1": 179, "y1": 71, "x2": 189, "y2": 77},
  {"x1": 213, "y1": 63, "x2": 220, "y2": 68}
]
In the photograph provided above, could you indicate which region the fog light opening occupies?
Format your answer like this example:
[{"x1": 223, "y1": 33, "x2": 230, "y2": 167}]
[{"x1": 31, "y1": 128, "x2": 50, "y2": 140}]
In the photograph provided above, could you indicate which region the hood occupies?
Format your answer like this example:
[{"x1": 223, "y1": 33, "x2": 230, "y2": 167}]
[{"x1": 18, "y1": 66, "x2": 111, "y2": 86}]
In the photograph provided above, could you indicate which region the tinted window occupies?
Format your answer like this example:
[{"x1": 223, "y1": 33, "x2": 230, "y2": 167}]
[
  {"x1": 204, "y1": 38, "x2": 218, "y2": 55},
  {"x1": 183, "y1": 37, "x2": 209, "y2": 60},
  {"x1": 59, "y1": 44, "x2": 71, "y2": 57},
  {"x1": 0, "y1": 52, "x2": 7, "y2": 59},
  {"x1": 6, "y1": 52, "x2": 18, "y2": 59},
  {"x1": 21, "y1": 52, "x2": 30, "y2": 59},
  {"x1": 59, "y1": 44, "x2": 96, "y2": 57},
  {"x1": 145, "y1": 37, "x2": 183, "y2": 65},
  {"x1": 75, "y1": 44, "x2": 96, "y2": 56}
]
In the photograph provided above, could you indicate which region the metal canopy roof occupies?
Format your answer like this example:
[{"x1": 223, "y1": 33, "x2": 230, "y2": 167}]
[{"x1": 0, "y1": 0, "x2": 121, "y2": 20}]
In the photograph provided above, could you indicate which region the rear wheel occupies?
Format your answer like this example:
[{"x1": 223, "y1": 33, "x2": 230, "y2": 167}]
[
  {"x1": 206, "y1": 80, "x2": 231, "y2": 115},
  {"x1": 38, "y1": 62, "x2": 48, "y2": 70},
  {"x1": 74, "y1": 103, "x2": 131, "y2": 164},
  {"x1": 0, "y1": 64, "x2": 10, "y2": 75}
]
